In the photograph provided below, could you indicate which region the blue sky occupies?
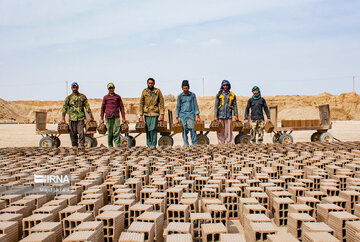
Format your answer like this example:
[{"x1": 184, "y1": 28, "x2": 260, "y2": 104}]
[{"x1": 0, "y1": 0, "x2": 359, "y2": 100}]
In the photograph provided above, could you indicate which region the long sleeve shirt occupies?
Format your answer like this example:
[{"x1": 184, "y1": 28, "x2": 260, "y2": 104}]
[
  {"x1": 244, "y1": 97, "x2": 270, "y2": 121},
  {"x1": 139, "y1": 88, "x2": 165, "y2": 116},
  {"x1": 214, "y1": 91, "x2": 238, "y2": 119},
  {"x1": 62, "y1": 93, "x2": 92, "y2": 121},
  {"x1": 176, "y1": 91, "x2": 200, "y2": 120},
  {"x1": 100, "y1": 93, "x2": 125, "y2": 119}
]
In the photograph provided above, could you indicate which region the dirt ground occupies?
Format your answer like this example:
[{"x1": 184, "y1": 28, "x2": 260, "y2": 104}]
[{"x1": 0, "y1": 121, "x2": 359, "y2": 148}]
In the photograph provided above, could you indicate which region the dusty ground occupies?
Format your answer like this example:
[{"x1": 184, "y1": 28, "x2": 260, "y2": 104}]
[{"x1": 0, "y1": 121, "x2": 359, "y2": 148}]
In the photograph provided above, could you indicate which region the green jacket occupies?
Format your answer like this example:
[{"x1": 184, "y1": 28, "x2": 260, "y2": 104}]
[
  {"x1": 62, "y1": 93, "x2": 92, "y2": 121},
  {"x1": 139, "y1": 88, "x2": 165, "y2": 116}
]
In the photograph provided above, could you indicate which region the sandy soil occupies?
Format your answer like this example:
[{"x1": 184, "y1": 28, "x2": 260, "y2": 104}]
[{"x1": 0, "y1": 121, "x2": 359, "y2": 148}]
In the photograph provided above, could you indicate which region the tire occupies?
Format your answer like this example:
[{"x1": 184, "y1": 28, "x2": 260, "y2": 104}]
[
  {"x1": 234, "y1": 134, "x2": 240, "y2": 144},
  {"x1": 272, "y1": 134, "x2": 280, "y2": 144},
  {"x1": 319, "y1": 132, "x2": 333, "y2": 143},
  {"x1": 84, "y1": 136, "x2": 93, "y2": 148},
  {"x1": 196, "y1": 134, "x2": 210, "y2": 145},
  {"x1": 237, "y1": 134, "x2": 251, "y2": 144},
  {"x1": 92, "y1": 138, "x2": 98, "y2": 147},
  {"x1": 120, "y1": 136, "x2": 133, "y2": 148},
  {"x1": 39, "y1": 137, "x2": 54, "y2": 148},
  {"x1": 52, "y1": 137, "x2": 61, "y2": 147},
  {"x1": 311, "y1": 132, "x2": 321, "y2": 142},
  {"x1": 279, "y1": 133, "x2": 293, "y2": 144},
  {"x1": 129, "y1": 136, "x2": 136, "y2": 147},
  {"x1": 158, "y1": 136, "x2": 174, "y2": 146}
]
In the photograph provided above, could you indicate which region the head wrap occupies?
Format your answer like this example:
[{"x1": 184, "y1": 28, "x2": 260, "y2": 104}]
[
  {"x1": 71, "y1": 82, "x2": 78, "y2": 87},
  {"x1": 218, "y1": 80, "x2": 231, "y2": 95},
  {"x1": 252, "y1": 86, "x2": 261, "y2": 100}
]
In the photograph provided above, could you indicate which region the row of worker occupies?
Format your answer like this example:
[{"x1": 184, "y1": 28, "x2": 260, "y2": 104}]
[{"x1": 61, "y1": 79, "x2": 270, "y2": 148}]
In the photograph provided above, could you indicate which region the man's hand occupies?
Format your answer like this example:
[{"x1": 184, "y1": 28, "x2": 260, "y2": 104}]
[
  {"x1": 196, "y1": 115, "x2": 200, "y2": 122},
  {"x1": 89, "y1": 116, "x2": 94, "y2": 122},
  {"x1": 139, "y1": 116, "x2": 144, "y2": 122},
  {"x1": 61, "y1": 117, "x2": 66, "y2": 124},
  {"x1": 244, "y1": 120, "x2": 249, "y2": 124},
  {"x1": 100, "y1": 119, "x2": 104, "y2": 124},
  {"x1": 123, "y1": 119, "x2": 127, "y2": 123},
  {"x1": 214, "y1": 116, "x2": 218, "y2": 121},
  {"x1": 234, "y1": 116, "x2": 239, "y2": 121},
  {"x1": 267, "y1": 119, "x2": 271, "y2": 123},
  {"x1": 159, "y1": 114, "x2": 164, "y2": 121},
  {"x1": 176, "y1": 118, "x2": 180, "y2": 124}
]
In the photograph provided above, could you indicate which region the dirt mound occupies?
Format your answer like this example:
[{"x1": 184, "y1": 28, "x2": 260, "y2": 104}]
[{"x1": 3, "y1": 92, "x2": 360, "y2": 123}]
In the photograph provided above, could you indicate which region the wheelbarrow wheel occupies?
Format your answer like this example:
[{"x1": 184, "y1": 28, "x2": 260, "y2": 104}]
[
  {"x1": 272, "y1": 133, "x2": 281, "y2": 144},
  {"x1": 196, "y1": 134, "x2": 210, "y2": 145},
  {"x1": 158, "y1": 135, "x2": 174, "y2": 146},
  {"x1": 234, "y1": 134, "x2": 240, "y2": 144},
  {"x1": 279, "y1": 133, "x2": 293, "y2": 144},
  {"x1": 39, "y1": 137, "x2": 54, "y2": 148},
  {"x1": 84, "y1": 136, "x2": 93, "y2": 148},
  {"x1": 311, "y1": 132, "x2": 321, "y2": 142},
  {"x1": 92, "y1": 138, "x2": 98, "y2": 147},
  {"x1": 237, "y1": 134, "x2": 251, "y2": 144},
  {"x1": 120, "y1": 136, "x2": 133, "y2": 148},
  {"x1": 319, "y1": 132, "x2": 333, "y2": 143},
  {"x1": 52, "y1": 137, "x2": 61, "y2": 147}
]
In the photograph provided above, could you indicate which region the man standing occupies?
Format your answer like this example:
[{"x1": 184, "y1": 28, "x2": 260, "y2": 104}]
[
  {"x1": 139, "y1": 78, "x2": 165, "y2": 148},
  {"x1": 176, "y1": 80, "x2": 200, "y2": 146},
  {"x1": 244, "y1": 86, "x2": 271, "y2": 143},
  {"x1": 214, "y1": 80, "x2": 239, "y2": 144},
  {"x1": 100, "y1": 82, "x2": 127, "y2": 148},
  {"x1": 61, "y1": 82, "x2": 94, "y2": 147}
]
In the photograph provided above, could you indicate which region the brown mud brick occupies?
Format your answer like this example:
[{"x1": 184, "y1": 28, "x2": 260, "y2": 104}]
[
  {"x1": 23, "y1": 214, "x2": 54, "y2": 237},
  {"x1": 63, "y1": 230, "x2": 98, "y2": 242},
  {"x1": 302, "y1": 231, "x2": 339, "y2": 242},
  {"x1": 125, "y1": 179, "x2": 143, "y2": 201},
  {"x1": 19, "y1": 231, "x2": 56, "y2": 242},
  {"x1": 190, "y1": 213, "x2": 212, "y2": 241},
  {"x1": 287, "y1": 213, "x2": 316, "y2": 239},
  {"x1": 164, "y1": 222, "x2": 191, "y2": 240},
  {"x1": 180, "y1": 197, "x2": 199, "y2": 213},
  {"x1": 246, "y1": 222, "x2": 277, "y2": 242},
  {"x1": 10, "y1": 199, "x2": 36, "y2": 217},
  {"x1": 305, "y1": 191, "x2": 327, "y2": 201},
  {"x1": 98, "y1": 204, "x2": 124, "y2": 214},
  {"x1": 144, "y1": 198, "x2": 165, "y2": 213},
  {"x1": 267, "y1": 233, "x2": 299, "y2": 242},
  {"x1": 242, "y1": 204, "x2": 267, "y2": 226},
  {"x1": 74, "y1": 221, "x2": 104, "y2": 242},
  {"x1": 24, "y1": 195, "x2": 50, "y2": 209},
  {"x1": 0, "y1": 195, "x2": 22, "y2": 207},
  {"x1": 201, "y1": 199, "x2": 222, "y2": 213},
  {"x1": 167, "y1": 204, "x2": 189, "y2": 223},
  {"x1": 272, "y1": 197, "x2": 295, "y2": 227},
  {"x1": 339, "y1": 190, "x2": 360, "y2": 214},
  {"x1": 0, "y1": 213, "x2": 23, "y2": 240},
  {"x1": 328, "y1": 211, "x2": 360, "y2": 241},
  {"x1": 55, "y1": 195, "x2": 79, "y2": 206},
  {"x1": 78, "y1": 198, "x2": 103, "y2": 217},
  {"x1": 345, "y1": 220, "x2": 360, "y2": 242},
  {"x1": 140, "y1": 188, "x2": 158, "y2": 203},
  {"x1": 136, "y1": 212, "x2": 164, "y2": 242},
  {"x1": 129, "y1": 204, "x2": 153, "y2": 225},
  {"x1": 322, "y1": 196, "x2": 348, "y2": 210},
  {"x1": 113, "y1": 199, "x2": 136, "y2": 228},
  {"x1": 207, "y1": 204, "x2": 228, "y2": 227},
  {"x1": 128, "y1": 222, "x2": 155, "y2": 242},
  {"x1": 219, "y1": 233, "x2": 245, "y2": 242},
  {"x1": 62, "y1": 212, "x2": 94, "y2": 238},
  {"x1": 119, "y1": 232, "x2": 145, "y2": 242},
  {"x1": 43, "y1": 199, "x2": 68, "y2": 211},
  {"x1": 288, "y1": 204, "x2": 315, "y2": 217},
  {"x1": 96, "y1": 210, "x2": 125, "y2": 242},
  {"x1": 166, "y1": 188, "x2": 183, "y2": 206},
  {"x1": 59, "y1": 205, "x2": 87, "y2": 222},
  {"x1": 316, "y1": 203, "x2": 344, "y2": 223},
  {"x1": 219, "y1": 193, "x2": 239, "y2": 219},
  {"x1": 33, "y1": 205, "x2": 62, "y2": 222},
  {"x1": 166, "y1": 234, "x2": 192, "y2": 242},
  {"x1": 250, "y1": 192, "x2": 269, "y2": 211},
  {"x1": 243, "y1": 214, "x2": 271, "y2": 234},
  {"x1": 201, "y1": 223, "x2": 227, "y2": 242},
  {"x1": 29, "y1": 222, "x2": 62, "y2": 242},
  {"x1": 301, "y1": 222, "x2": 335, "y2": 240},
  {"x1": 0, "y1": 221, "x2": 18, "y2": 242}
]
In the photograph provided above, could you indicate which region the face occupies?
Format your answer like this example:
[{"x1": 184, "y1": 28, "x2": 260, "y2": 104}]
[
  {"x1": 252, "y1": 89, "x2": 259, "y2": 95},
  {"x1": 147, "y1": 80, "x2": 155, "y2": 89},
  {"x1": 72, "y1": 85, "x2": 79, "y2": 93},
  {"x1": 223, "y1": 84, "x2": 230, "y2": 92},
  {"x1": 108, "y1": 87, "x2": 115, "y2": 94},
  {"x1": 182, "y1": 86, "x2": 189, "y2": 94}
]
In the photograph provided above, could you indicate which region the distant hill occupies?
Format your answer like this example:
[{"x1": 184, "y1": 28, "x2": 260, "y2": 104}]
[{"x1": 1, "y1": 92, "x2": 359, "y2": 123}]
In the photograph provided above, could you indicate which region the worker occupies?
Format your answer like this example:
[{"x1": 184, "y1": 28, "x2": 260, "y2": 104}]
[
  {"x1": 100, "y1": 82, "x2": 127, "y2": 148},
  {"x1": 61, "y1": 82, "x2": 94, "y2": 147},
  {"x1": 244, "y1": 86, "x2": 271, "y2": 143},
  {"x1": 139, "y1": 78, "x2": 165, "y2": 148},
  {"x1": 176, "y1": 80, "x2": 200, "y2": 146},
  {"x1": 214, "y1": 80, "x2": 239, "y2": 144}
]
